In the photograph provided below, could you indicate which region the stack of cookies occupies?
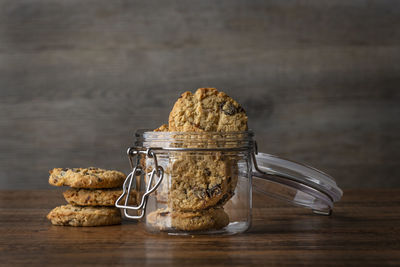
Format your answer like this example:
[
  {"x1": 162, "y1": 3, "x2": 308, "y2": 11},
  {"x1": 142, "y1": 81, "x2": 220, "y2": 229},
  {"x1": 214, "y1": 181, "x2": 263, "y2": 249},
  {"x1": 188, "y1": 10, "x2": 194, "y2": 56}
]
[
  {"x1": 147, "y1": 88, "x2": 248, "y2": 231},
  {"x1": 47, "y1": 167, "x2": 129, "y2": 227}
]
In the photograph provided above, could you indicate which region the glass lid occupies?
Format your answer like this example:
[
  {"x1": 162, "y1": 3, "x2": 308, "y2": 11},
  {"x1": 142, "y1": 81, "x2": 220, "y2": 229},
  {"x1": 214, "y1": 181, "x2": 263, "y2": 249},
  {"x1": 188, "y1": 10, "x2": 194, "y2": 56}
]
[{"x1": 252, "y1": 152, "x2": 343, "y2": 215}]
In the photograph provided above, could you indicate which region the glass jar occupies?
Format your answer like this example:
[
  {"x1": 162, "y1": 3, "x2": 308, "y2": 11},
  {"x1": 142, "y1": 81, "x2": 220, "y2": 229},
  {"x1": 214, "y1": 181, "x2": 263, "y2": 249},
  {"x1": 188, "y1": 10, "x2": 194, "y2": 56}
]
[{"x1": 116, "y1": 130, "x2": 342, "y2": 235}]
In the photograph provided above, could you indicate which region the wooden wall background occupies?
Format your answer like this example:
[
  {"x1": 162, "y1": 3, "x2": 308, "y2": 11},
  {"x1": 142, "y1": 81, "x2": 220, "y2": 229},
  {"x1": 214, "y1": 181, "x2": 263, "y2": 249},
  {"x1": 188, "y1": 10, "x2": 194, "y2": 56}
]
[{"x1": 0, "y1": 0, "x2": 399, "y2": 189}]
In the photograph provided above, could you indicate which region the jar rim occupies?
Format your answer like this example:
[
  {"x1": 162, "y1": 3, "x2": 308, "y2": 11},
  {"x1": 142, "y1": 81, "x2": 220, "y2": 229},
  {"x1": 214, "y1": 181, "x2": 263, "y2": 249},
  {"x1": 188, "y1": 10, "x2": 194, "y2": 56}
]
[{"x1": 134, "y1": 129, "x2": 255, "y2": 150}]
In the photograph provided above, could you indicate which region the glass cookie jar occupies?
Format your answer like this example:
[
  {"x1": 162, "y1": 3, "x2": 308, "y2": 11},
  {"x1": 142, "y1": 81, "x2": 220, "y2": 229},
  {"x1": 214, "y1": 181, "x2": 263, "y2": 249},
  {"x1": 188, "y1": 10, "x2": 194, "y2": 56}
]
[{"x1": 116, "y1": 130, "x2": 342, "y2": 235}]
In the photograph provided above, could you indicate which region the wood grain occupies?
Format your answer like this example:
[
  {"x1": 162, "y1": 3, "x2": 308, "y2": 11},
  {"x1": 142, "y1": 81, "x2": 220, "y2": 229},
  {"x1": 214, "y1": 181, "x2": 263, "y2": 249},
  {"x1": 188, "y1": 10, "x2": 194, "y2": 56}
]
[
  {"x1": 0, "y1": 0, "x2": 399, "y2": 189},
  {"x1": 0, "y1": 189, "x2": 399, "y2": 266}
]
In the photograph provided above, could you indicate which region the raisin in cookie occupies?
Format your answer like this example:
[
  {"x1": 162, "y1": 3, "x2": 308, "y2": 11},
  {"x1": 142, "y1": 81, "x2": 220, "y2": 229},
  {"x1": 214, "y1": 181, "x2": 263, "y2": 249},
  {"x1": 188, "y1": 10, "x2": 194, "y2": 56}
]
[
  {"x1": 47, "y1": 204, "x2": 121, "y2": 227},
  {"x1": 167, "y1": 153, "x2": 238, "y2": 211},
  {"x1": 146, "y1": 207, "x2": 229, "y2": 231},
  {"x1": 63, "y1": 188, "x2": 137, "y2": 206},
  {"x1": 49, "y1": 167, "x2": 126, "y2": 189},
  {"x1": 168, "y1": 88, "x2": 248, "y2": 132}
]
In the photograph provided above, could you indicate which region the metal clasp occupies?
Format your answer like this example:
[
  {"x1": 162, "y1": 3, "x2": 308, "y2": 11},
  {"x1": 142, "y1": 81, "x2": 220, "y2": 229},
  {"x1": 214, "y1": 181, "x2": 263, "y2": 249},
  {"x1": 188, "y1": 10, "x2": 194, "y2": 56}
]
[{"x1": 115, "y1": 147, "x2": 164, "y2": 219}]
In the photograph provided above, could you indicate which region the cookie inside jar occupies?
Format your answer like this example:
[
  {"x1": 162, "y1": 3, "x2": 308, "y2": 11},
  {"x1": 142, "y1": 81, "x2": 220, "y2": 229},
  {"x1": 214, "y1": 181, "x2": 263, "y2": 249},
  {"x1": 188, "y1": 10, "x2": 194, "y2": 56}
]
[
  {"x1": 138, "y1": 88, "x2": 253, "y2": 234},
  {"x1": 141, "y1": 131, "x2": 252, "y2": 234}
]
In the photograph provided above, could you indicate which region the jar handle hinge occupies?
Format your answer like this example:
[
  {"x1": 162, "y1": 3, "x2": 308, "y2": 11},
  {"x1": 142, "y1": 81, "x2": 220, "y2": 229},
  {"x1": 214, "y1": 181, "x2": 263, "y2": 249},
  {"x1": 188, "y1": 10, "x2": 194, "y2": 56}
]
[{"x1": 115, "y1": 147, "x2": 164, "y2": 219}]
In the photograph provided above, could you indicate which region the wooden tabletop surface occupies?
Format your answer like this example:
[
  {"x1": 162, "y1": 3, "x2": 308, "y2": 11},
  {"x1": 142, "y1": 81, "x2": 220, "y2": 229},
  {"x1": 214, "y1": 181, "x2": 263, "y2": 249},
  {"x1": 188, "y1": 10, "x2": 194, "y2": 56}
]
[{"x1": 1, "y1": 189, "x2": 399, "y2": 266}]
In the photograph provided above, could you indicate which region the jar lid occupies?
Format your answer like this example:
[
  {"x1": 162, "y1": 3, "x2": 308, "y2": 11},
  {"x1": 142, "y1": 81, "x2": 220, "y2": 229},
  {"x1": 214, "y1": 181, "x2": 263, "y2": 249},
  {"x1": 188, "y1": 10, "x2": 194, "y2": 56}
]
[{"x1": 252, "y1": 152, "x2": 343, "y2": 215}]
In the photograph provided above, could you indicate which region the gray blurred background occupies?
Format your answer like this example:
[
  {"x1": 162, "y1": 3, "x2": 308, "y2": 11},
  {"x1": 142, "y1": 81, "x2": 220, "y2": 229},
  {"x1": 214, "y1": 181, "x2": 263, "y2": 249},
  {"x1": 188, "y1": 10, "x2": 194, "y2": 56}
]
[{"x1": 0, "y1": 0, "x2": 399, "y2": 189}]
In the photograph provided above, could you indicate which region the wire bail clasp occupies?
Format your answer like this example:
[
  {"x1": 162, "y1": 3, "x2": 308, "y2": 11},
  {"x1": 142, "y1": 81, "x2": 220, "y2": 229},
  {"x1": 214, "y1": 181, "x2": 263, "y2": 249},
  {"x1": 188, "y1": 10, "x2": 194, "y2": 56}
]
[{"x1": 115, "y1": 147, "x2": 164, "y2": 219}]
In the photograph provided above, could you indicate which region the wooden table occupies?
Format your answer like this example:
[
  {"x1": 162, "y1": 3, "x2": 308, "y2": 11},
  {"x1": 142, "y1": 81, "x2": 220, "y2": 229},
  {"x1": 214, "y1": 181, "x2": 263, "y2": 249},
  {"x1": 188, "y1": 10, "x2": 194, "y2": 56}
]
[{"x1": 1, "y1": 189, "x2": 399, "y2": 266}]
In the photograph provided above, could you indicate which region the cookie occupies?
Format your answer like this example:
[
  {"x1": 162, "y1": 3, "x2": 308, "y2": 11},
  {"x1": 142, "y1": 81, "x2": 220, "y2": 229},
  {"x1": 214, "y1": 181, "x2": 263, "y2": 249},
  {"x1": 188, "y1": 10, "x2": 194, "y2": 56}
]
[
  {"x1": 146, "y1": 207, "x2": 229, "y2": 231},
  {"x1": 167, "y1": 153, "x2": 238, "y2": 211},
  {"x1": 168, "y1": 88, "x2": 248, "y2": 132},
  {"x1": 47, "y1": 204, "x2": 121, "y2": 227},
  {"x1": 63, "y1": 188, "x2": 137, "y2": 206},
  {"x1": 145, "y1": 153, "x2": 238, "y2": 210},
  {"x1": 49, "y1": 167, "x2": 126, "y2": 188},
  {"x1": 154, "y1": 124, "x2": 169, "y2": 132}
]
